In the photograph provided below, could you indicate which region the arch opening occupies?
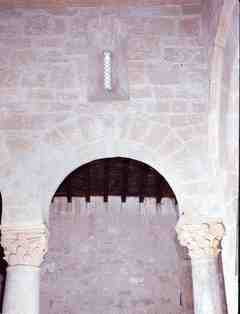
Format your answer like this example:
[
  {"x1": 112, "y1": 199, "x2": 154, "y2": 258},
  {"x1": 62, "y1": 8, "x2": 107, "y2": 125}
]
[
  {"x1": 52, "y1": 157, "x2": 177, "y2": 211},
  {"x1": 40, "y1": 157, "x2": 194, "y2": 314}
]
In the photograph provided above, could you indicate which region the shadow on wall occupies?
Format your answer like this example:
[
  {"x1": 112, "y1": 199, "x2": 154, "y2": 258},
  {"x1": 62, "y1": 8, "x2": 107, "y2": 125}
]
[{"x1": 0, "y1": 193, "x2": 7, "y2": 312}]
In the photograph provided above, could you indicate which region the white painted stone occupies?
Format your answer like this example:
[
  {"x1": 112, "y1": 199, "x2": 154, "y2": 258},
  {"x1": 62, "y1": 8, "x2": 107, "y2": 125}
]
[
  {"x1": 2, "y1": 266, "x2": 40, "y2": 314},
  {"x1": 191, "y1": 257, "x2": 225, "y2": 314}
]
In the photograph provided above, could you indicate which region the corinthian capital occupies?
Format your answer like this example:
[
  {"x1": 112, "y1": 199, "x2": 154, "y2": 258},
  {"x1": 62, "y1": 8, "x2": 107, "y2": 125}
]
[
  {"x1": 0, "y1": 224, "x2": 48, "y2": 267},
  {"x1": 176, "y1": 217, "x2": 225, "y2": 258}
]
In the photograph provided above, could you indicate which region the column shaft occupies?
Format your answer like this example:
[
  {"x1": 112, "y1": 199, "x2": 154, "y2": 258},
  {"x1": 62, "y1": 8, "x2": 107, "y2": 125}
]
[
  {"x1": 3, "y1": 266, "x2": 40, "y2": 314},
  {"x1": 191, "y1": 256, "x2": 225, "y2": 314},
  {"x1": 176, "y1": 218, "x2": 227, "y2": 314},
  {"x1": 0, "y1": 224, "x2": 48, "y2": 314}
]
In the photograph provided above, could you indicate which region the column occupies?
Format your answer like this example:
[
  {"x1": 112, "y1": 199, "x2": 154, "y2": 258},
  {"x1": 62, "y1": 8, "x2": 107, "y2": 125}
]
[
  {"x1": 176, "y1": 217, "x2": 227, "y2": 314},
  {"x1": 0, "y1": 225, "x2": 48, "y2": 314}
]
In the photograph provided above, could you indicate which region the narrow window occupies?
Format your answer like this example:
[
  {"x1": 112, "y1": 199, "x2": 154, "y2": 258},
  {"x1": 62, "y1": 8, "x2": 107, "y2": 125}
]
[{"x1": 103, "y1": 50, "x2": 112, "y2": 91}]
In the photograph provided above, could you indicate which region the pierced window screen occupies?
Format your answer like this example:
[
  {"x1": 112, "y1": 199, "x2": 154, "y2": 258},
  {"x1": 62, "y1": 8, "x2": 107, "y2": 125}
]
[{"x1": 103, "y1": 50, "x2": 112, "y2": 91}]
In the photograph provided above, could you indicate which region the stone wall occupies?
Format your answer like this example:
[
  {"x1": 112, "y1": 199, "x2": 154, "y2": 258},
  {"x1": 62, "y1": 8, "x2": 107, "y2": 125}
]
[
  {"x1": 40, "y1": 196, "x2": 194, "y2": 314},
  {"x1": 0, "y1": 1, "x2": 212, "y2": 225},
  {"x1": 0, "y1": 1, "x2": 238, "y2": 313}
]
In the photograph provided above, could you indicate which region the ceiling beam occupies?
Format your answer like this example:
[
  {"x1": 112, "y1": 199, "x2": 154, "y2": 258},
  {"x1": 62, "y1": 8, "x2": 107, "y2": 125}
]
[
  {"x1": 155, "y1": 174, "x2": 164, "y2": 204},
  {"x1": 121, "y1": 159, "x2": 130, "y2": 203},
  {"x1": 103, "y1": 159, "x2": 110, "y2": 202},
  {"x1": 139, "y1": 165, "x2": 148, "y2": 203},
  {"x1": 85, "y1": 167, "x2": 91, "y2": 203}
]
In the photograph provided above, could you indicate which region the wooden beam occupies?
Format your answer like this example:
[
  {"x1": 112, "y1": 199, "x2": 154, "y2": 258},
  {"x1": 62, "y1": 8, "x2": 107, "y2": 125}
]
[
  {"x1": 103, "y1": 159, "x2": 109, "y2": 203},
  {"x1": 155, "y1": 174, "x2": 164, "y2": 204},
  {"x1": 85, "y1": 166, "x2": 91, "y2": 203},
  {"x1": 66, "y1": 177, "x2": 72, "y2": 203},
  {"x1": 139, "y1": 165, "x2": 147, "y2": 203},
  {"x1": 121, "y1": 159, "x2": 130, "y2": 203}
]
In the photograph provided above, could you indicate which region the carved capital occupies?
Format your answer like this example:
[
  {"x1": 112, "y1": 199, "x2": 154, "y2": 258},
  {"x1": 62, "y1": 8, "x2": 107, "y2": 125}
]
[
  {"x1": 0, "y1": 224, "x2": 48, "y2": 267},
  {"x1": 176, "y1": 217, "x2": 225, "y2": 258}
]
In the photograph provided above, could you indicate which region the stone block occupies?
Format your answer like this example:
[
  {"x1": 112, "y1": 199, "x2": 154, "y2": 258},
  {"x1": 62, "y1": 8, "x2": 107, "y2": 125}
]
[
  {"x1": 153, "y1": 85, "x2": 175, "y2": 98},
  {"x1": 177, "y1": 125, "x2": 196, "y2": 142},
  {"x1": 5, "y1": 135, "x2": 34, "y2": 155},
  {"x1": 24, "y1": 14, "x2": 66, "y2": 35},
  {"x1": 130, "y1": 85, "x2": 152, "y2": 99},
  {"x1": 125, "y1": 16, "x2": 145, "y2": 34},
  {"x1": 26, "y1": 89, "x2": 56, "y2": 104},
  {"x1": 24, "y1": 15, "x2": 51, "y2": 35},
  {"x1": 128, "y1": 61, "x2": 146, "y2": 84},
  {"x1": 66, "y1": 36, "x2": 88, "y2": 54},
  {"x1": 29, "y1": 113, "x2": 68, "y2": 130},
  {"x1": 148, "y1": 101, "x2": 172, "y2": 113},
  {"x1": 145, "y1": 36, "x2": 164, "y2": 60},
  {"x1": 52, "y1": 17, "x2": 66, "y2": 34},
  {"x1": 32, "y1": 37, "x2": 65, "y2": 48},
  {"x1": 179, "y1": 17, "x2": 200, "y2": 36},
  {"x1": 0, "y1": 19, "x2": 20, "y2": 36},
  {"x1": 164, "y1": 47, "x2": 204, "y2": 64},
  {"x1": 147, "y1": 63, "x2": 181, "y2": 85},
  {"x1": 22, "y1": 68, "x2": 49, "y2": 88},
  {"x1": 145, "y1": 18, "x2": 176, "y2": 36},
  {"x1": 12, "y1": 49, "x2": 36, "y2": 66},
  {"x1": 175, "y1": 83, "x2": 207, "y2": 100},
  {"x1": 0, "y1": 67, "x2": 19, "y2": 87},
  {"x1": 0, "y1": 37, "x2": 31, "y2": 48},
  {"x1": 49, "y1": 64, "x2": 77, "y2": 89},
  {"x1": 0, "y1": 48, "x2": 10, "y2": 65},
  {"x1": 122, "y1": 5, "x2": 181, "y2": 17},
  {"x1": 37, "y1": 50, "x2": 70, "y2": 63},
  {"x1": 70, "y1": 16, "x2": 90, "y2": 35},
  {"x1": 0, "y1": 112, "x2": 26, "y2": 129},
  {"x1": 170, "y1": 114, "x2": 191, "y2": 127},
  {"x1": 127, "y1": 35, "x2": 163, "y2": 60},
  {"x1": 182, "y1": 4, "x2": 202, "y2": 15},
  {"x1": 127, "y1": 118, "x2": 151, "y2": 141},
  {"x1": 127, "y1": 35, "x2": 145, "y2": 60},
  {"x1": 144, "y1": 124, "x2": 170, "y2": 148}
]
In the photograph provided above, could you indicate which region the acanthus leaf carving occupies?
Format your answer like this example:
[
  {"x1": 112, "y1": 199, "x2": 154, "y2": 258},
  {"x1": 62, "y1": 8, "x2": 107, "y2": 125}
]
[
  {"x1": 0, "y1": 224, "x2": 48, "y2": 267},
  {"x1": 176, "y1": 217, "x2": 225, "y2": 258}
]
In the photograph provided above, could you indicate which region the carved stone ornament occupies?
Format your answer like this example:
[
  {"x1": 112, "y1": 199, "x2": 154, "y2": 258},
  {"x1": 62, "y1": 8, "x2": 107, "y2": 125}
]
[
  {"x1": 0, "y1": 224, "x2": 48, "y2": 267},
  {"x1": 176, "y1": 217, "x2": 225, "y2": 258}
]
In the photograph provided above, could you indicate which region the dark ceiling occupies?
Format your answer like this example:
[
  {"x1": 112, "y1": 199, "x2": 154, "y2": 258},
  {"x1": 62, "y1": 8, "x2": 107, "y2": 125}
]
[{"x1": 54, "y1": 157, "x2": 176, "y2": 204}]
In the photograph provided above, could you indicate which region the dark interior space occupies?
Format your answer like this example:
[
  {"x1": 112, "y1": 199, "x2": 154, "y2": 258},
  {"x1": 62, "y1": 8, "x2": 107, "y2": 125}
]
[{"x1": 53, "y1": 157, "x2": 176, "y2": 204}]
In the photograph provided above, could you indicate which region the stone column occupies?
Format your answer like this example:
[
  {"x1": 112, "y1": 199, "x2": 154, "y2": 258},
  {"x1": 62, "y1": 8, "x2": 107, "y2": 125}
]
[
  {"x1": 0, "y1": 225, "x2": 48, "y2": 314},
  {"x1": 176, "y1": 217, "x2": 226, "y2": 314}
]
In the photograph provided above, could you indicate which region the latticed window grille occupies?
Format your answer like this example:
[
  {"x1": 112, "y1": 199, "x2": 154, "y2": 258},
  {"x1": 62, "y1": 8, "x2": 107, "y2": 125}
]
[{"x1": 103, "y1": 50, "x2": 112, "y2": 91}]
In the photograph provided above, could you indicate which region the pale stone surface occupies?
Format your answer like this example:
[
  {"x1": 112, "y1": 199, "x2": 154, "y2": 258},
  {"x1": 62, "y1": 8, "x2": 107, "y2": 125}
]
[
  {"x1": 0, "y1": 1, "x2": 238, "y2": 313},
  {"x1": 41, "y1": 196, "x2": 193, "y2": 314},
  {"x1": 2, "y1": 266, "x2": 40, "y2": 314},
  {"x1": 0, "y1": 2, "x2": 210, "y2": 226},
  {"x1": 191, "y1": 257, "x2": 226, "y2": 314}
]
